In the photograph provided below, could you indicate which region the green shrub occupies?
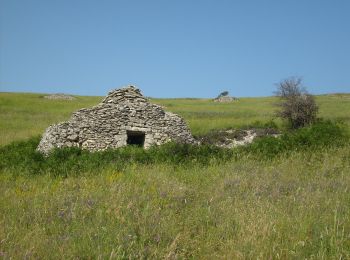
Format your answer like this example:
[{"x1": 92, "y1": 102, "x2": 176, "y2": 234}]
[
  {"x1": 245, "y1": 120, "x2": 349, "y2": 158},
  {"x1": 0, "y1": 138, "x2": 234, "y2": 176}
]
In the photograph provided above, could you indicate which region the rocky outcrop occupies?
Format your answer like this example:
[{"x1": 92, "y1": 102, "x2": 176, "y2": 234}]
[{"x1": 37, "y1": 86, "x2": 196, "y2": 155}]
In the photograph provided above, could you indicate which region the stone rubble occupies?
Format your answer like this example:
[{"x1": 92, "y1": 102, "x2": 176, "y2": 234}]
[
  {"x1": 43, "y1": 93, "x2": 76, "y2": 100},
  {"x1": 220, "y1": 130, "x2": 257, "y2": 148},
  {"x1": 37, "y1": 86, "x2": 196, "y2": 155},
  {"x1": 213, "y1": 96, "x2": 238, "y2": 102},
  {"x1": 199, "y1": 128, "x2": 280, "y2": 149}
]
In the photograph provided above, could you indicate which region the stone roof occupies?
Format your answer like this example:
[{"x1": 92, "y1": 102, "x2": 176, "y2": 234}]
[{"x1": 37, "y1": 86, "x2": 196, "y2": 155}]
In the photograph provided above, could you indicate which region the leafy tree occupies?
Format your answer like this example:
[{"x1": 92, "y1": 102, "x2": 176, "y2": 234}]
[
  {"x1": 275, "y1": 77, "x2": 318, "y2": 129},
  {"x1": 217, "y1": 91, "x2": 229, "y2": 98}
]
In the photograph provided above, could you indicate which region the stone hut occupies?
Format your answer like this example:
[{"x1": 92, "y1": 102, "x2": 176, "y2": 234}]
[{"x1": 37, "y1": 86, "x2": 196, "y2": 155}]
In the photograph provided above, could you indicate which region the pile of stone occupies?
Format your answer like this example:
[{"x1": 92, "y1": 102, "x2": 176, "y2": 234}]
[
  {"x1": 37, "y1": 86, "x2": 196, "y2": 155},
  {"x1": 213, "y1": 96, "x2": 238, "y2": 102},
  {"x1": 199, "y1": 128, "x2": 280, "y2": 148},
  {"x1": 43, "y1": 93, "x2": 76, "y2": 100}
]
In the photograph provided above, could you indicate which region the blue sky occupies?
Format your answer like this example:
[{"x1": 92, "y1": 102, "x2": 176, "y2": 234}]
[{"x1": 0, "y1": 0, "x2": 349, "y2": 98}]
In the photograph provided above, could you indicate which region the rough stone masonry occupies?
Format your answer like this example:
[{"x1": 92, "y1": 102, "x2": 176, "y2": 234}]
[{"x1": 37, "y1": 86, "x2": 196, "y2": 155}]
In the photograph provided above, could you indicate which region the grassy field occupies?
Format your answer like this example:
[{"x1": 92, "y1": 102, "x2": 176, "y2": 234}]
[
  {"x1": 0, "y1": 91, "x2": 350, "y2": 258},
  {"x1": 0, "y1": 93, "x2": 100, "y2": 146},
  {"x1": 1, "y1": 92, "x2": 350, "y2": 145}
]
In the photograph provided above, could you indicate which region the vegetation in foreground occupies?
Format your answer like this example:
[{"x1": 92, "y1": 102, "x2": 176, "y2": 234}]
[
  {"x1": 0, "y1": 120, "x2": 349, "y2": 258},
  {"x1": 1, "y1": 144, "x2": 349, "y2": 258},
  {"x1": 0, "y1": 92, "x2": 350, "y2": 258}
]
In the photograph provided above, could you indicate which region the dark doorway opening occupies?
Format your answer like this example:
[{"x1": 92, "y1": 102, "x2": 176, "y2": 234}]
[{"x1": 127, "y1": 131, "x2": 145, "y2": 147}]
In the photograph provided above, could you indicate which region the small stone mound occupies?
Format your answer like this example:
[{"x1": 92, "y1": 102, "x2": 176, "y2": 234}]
[
  {"x1": 37, "y1": 85, "x2": 196, "y2": 155},
  {"x1": 43, "y1": 93, "x2": 76, "y2": 100},
  {"x1": 213, "y1": 96, "x2": 238, "y2": 102}
]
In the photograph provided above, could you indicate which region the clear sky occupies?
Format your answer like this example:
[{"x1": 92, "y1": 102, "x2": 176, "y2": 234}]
[{"x1": 0, "y1": 0, "x2": 349, "y2": 98}]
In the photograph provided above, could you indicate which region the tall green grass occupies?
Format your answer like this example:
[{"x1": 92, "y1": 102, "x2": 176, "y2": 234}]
[
  {"x1": 0, "y1": 137, "x2": 233, "y2": 177},
  {"x1": 1, "y1": 145, "x2": 349, "y2": 258}
]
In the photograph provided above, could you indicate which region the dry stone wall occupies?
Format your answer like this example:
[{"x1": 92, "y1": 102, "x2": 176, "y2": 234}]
[{"x1": 37, "y1": 86, "x2": 196, "y2": 155}]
